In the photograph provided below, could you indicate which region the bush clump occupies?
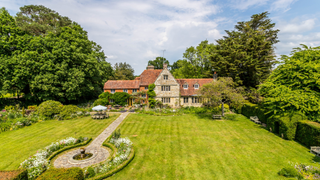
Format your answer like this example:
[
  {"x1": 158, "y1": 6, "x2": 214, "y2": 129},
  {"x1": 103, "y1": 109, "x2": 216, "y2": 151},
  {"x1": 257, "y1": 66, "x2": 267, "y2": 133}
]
[
  {"x1": 37, "y1": 167, "x2": 84, "y2": 180},
  {"x1": 37, "y1": 100, "x2": 63, "y2": 118},
  {"x1": 59, "y1": 105, "x2": 81, "y2": 120},
  {"x1": 278, "y1": 166, "x2": 301, "y2": 178},
  {"x1": 84, "y1": 166, "x2": 96, "y2": 178}
]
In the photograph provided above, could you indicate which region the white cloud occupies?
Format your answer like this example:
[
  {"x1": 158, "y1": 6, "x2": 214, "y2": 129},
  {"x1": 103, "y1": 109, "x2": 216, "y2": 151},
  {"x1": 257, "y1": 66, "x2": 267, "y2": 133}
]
[
  {"x1": 271, "y1": 0, "x2": 297, "y2": 12},
  {"x1": 277, "y1": 19, "x2": 316, "y2": 33},
  {"x1": 229, "y1": 0, "x2": 269, "y2": 10}
]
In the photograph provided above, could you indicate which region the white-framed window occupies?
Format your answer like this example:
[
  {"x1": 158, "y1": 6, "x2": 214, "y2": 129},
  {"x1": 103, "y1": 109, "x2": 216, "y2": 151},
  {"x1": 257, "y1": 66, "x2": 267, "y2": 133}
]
[
  {"x1": 142, "y1": 94, "x2": 146, "y2": 98},
  {"x1": 164, "y1": 75, "x2": 168, "y2": 80},
  {"x1": 183, "y1": 97, "x2": 188, "y2": 103},
  {"x1": 192, "y1": 97, "x2": 199, "y2": 103},
  {"x1": 110, "y1": 99, "x2": 114, "y2": 103},
  {"x1": 132, "y1": 89, "x2": 137, "y2": 93},
  {"x1": 161, "y1": 86, "x2": 170, "y2": 91},
  {"x1": 162, "y1": 97, "x2": 170, "y2": 103},
  {"x1": 145, "y1": 86, "x2": 148, "y2": 90},
  {"x1": 111, "y1": 89, "x2": 115, "y2": 93},
  {"x1": 123, "y1": 89, "x2": 128, "y2": 93},
  {"x1": 183, "y1": 84, "x2": 188, "y2": 89},
  {"x1": 194, "y1": 84, "x2": 199, "y2": 89}
]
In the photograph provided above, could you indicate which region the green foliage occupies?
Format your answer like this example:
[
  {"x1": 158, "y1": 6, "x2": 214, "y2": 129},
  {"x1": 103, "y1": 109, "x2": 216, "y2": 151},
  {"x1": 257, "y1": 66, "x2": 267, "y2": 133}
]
[
  {"x1": 37, "y1": 167, "x2": 84, "y2": 180},
  {"x1": 0, "y1": 169, "x2": 28, "y2": 180},
  {"x1": 0, "y1": 6, "x2": 113, "y2": 103},
  {"x1": 296, "y1": 121, "x2": 320, "y2": 147},
  {"x1": 93, "y1": 99, "x2": 109, "y2": 106},
  {"x1": 85, "y1": 167, "x2": 96, "y2": 178},
  {"x1": 111, "y1": 129, "x2": 121, "y2": 139},
  {"x1": 37, "y1": 100, "x2": 62, "y2": 118},
  {"x1": 112, "y1": 92, "x2": 130, "y2": 106},
  {"x1": 172, "y1": 40, "x2": 214, "y2": 78},
  {"x1": 200, "y1": 77, "x2": 245, "y2": 115},
  {"x1": 15, "y1": 5, "x2": 72, "y2": 36},
  {"x1": 148, "y1": 57, "x2": 169, "y2": 69},
  {"x1": 259, "y1": 45, "x2": 320, "y2": 121},
  {"x1": 210, "y1": 12, "x2": 279, "y2": 88},
  {"x1": 112, "y1": 62, "x2": 134, "y2": 80},
  {"x1": 147, "y1": 83, "x2": 156, "y2": 108},
  {"x1": 278, "y1": 166, "x2": 301, "y2": 178},
  {"x1": 59, "y1": 105, "x2": 80, "y2": 120},
  {"x1": 238, "y1": 103, "x2": 271, "y2": 124}
]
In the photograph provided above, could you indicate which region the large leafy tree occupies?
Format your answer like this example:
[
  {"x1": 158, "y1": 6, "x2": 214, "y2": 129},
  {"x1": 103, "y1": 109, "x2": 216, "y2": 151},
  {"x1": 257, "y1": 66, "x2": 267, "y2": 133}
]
[
  {"x1": 148, "y1": 57, "x2": 169, "y2": 69},
  {"x1": 113, "y1": 62, "x2": 135, "y2": 80},
  {"x1": 209, "y1": 12, "x2": 279, "y2": 88},
  {"x1": 200, "y1": 77, "x2": 245, "y2": 116},
  {"x1": 259, "y1": 45, "x2": 320, "y2": 121},
  {"x1": 0, "y1": 7, "x2": 113, "y2": 103},
  {"x1": 172, "y1": 40, "x2": 214, "y2": 78},
  {"x1": 15, "y1": 5, "x2": 72, "y2": 36}
]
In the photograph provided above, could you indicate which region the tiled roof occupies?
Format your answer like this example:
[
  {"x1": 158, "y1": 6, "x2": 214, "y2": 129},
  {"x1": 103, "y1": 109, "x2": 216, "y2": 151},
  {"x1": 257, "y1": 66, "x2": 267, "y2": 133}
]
[
  {"x1": 139, "y1": 69, "x2": 162, "y2": 86},
  {"x1": 104, "y1": 80, "x2": 140, "y2": 89},
  {"x1": 176, "y1": 78, "x2": 213, "y2": 96}
]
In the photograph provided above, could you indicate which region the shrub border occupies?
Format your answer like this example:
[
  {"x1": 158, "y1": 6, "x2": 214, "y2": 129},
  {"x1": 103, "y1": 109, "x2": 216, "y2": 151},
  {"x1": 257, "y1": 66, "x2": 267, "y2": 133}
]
[
  {"x1": 48, "y1": 138, "x2": 93, "y2": 163},
  {"x1": 88, "y1": 147, "x2": 135, "y2": 180},
  {"x1": 0, "y1": 169, "x2": 28, "y2": 180}
]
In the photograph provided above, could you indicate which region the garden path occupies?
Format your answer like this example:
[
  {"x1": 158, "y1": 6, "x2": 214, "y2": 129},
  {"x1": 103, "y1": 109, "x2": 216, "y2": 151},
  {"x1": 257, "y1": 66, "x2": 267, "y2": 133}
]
[{"x1": 53, "y1": 112, "x2": 130, "y2": 168}]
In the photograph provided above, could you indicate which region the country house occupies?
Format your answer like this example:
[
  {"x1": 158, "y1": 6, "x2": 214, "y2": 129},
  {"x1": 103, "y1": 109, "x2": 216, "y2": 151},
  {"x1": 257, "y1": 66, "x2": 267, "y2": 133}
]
[{"x1": 103, "y1": 64, "x2": 213, "y2": 107}]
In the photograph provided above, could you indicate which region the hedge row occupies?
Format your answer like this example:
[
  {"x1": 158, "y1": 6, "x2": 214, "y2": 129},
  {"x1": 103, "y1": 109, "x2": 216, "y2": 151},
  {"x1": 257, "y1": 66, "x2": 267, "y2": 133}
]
[
  {"x1": 296, "y1": 121, "x2": 320, "y2": 148},
  {"x1": 0, "y1": 169, "x2": 28, "y2": 180},
  {"x1": 36, "y1": 167, "x2": 84, "y2": 180},
  {"x1": 89, "y1": 147, "x2": 135, "y2": 180},
  {"x1": 267, "y1": 115, "x2": 302, "y2": 140},
  {"x1": 48, "y1": 138, "x2": 92, "y2": 163},
  {"x1": 237, "y1": 103, "x2": 271, "y2": 124}
]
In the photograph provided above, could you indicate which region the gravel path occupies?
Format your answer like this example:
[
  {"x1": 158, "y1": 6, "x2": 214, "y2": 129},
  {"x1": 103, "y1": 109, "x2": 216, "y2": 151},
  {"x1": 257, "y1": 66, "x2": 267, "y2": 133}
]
[{"x1": 53, "y1": 112, "x2": 130, "y2": 168}]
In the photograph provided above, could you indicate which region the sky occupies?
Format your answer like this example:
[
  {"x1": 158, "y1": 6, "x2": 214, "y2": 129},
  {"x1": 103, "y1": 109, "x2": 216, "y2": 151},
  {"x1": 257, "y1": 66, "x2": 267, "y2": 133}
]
[{"x1": 1, "y1": 0, "x2": 320, "y2": 75}]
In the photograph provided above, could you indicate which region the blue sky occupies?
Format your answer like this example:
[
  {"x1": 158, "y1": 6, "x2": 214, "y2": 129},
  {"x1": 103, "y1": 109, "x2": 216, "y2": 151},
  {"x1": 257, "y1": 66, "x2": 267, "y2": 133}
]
[{"x1": 1, "y1": 0, "x2": 320, "y2": 75}]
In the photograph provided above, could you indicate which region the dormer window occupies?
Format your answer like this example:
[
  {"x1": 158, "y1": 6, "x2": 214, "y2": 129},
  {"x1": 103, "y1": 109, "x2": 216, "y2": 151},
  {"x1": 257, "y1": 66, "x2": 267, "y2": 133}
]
[
  {"x1": 194, "y1": 84, "x2": 199, "y2": 89},
  {"x1": 183, "y1": 84, "x2": 188, "y2": 89},
  {"x1": 163, "y1": 75, "x2": 168, "y2": 80}
]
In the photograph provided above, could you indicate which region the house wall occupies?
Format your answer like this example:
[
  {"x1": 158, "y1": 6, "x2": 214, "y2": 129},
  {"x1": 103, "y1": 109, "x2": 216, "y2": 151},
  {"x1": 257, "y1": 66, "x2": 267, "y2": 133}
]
[
  {"x1": 180, "y1": 97, "x2": 202, "y2": 107},
  {"x1": 154, "y1": 68, "x2": 180, "y2": 107}
]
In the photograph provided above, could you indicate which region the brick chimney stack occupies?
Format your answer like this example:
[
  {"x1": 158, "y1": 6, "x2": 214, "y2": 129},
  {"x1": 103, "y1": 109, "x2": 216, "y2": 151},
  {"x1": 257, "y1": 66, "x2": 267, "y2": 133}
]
[{"x1": 147, "y1": 65, "x2": 154, "y2": 70}]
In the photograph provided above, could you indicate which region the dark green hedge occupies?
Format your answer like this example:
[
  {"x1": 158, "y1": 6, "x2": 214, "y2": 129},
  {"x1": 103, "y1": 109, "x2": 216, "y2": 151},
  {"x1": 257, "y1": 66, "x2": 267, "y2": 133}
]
[
  {"x1": 237, "y1": 103, "x2": 271, "y2": 124},
  {"x1": 296, "y1": 121, "x2": 320, "y2": 148},
  {"x1": 36, "y1": 167, "x2": 84, "y2": 180},
  {"x1": 267, "y1": 115, "x2": 300, "y2": 140},
  {"x1": 0, "y1": 169, "x2": 28, "y2": 180},
  {"x1": 89, "y1": 148, "x2": 135, "y2": 180},
  {"x1": 48, "y1": 138, "x2": 92, "y2": 162}
]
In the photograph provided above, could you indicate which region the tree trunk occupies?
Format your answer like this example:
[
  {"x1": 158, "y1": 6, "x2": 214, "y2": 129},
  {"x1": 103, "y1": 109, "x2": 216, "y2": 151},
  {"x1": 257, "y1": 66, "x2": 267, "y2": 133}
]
[{"x1": 221, "y1": 102, "x2": 224, "y2": 117}]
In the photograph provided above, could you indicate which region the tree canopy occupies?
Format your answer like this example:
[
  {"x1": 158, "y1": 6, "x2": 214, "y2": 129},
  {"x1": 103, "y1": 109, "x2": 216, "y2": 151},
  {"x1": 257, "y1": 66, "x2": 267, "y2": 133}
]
[
  {"x1": 113, "y1": 62, "x2": 135, "y2": 80},
  {"x1": 15, "y1": 5, "x2": 72, "y2": 36},
  {"x1": 259, "y1": 45, "x2": 320, "y2": 121},
  {"x1": 171, "y1": 40, "x2": 214, "y2": 78},
  {"x1": 209, "y1": 11, "x2": 279, "y2": 88},
  {"x1": 0, "y1": 7, "x2": 113, "y2": 103},
  {"x1": 148, "y1": 57, "x2": 169, "y2": 69}
]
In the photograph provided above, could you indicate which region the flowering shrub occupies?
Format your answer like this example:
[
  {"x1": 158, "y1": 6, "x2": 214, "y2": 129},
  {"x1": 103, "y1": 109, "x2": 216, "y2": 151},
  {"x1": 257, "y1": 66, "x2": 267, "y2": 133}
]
[
  {"x1": 84, "y1": 137, "x2": 133, "y2": 178},
  {"x1": 279, "y1": 162, "x2": 320, "y2": 179},
  {"x1": 20, "y1": 137, "x2": 83, "y2": 180}
]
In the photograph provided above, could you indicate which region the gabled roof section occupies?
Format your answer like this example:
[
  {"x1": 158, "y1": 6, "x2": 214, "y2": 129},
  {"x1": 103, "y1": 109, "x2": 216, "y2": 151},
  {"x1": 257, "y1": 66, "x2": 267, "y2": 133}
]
[
  {"x1": 139, "y1": 69, "x2": 162, "y2": 86},
  {"x1": 176, "y1": 78, "x2": 213, "y2": 96},
  {"x1": 104, "y1": 80, "x2": 140, "y2": 89}
]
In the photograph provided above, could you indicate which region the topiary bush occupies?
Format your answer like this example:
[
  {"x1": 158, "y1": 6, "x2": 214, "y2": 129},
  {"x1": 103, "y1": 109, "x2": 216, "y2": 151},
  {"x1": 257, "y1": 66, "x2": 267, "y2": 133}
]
[
  {"x1": 93, "y1": 98, "x2": 109, "y2": 106},
  {"x1": 59, "y1": 105, "x2": 81, "y2": 120},
  {"x1": 112, "y1": 92, "x2": 130, "y2": 106},
  {"x1": 36, "y1": 167, "x2": 84, "y2": 180},
  {"x1": 37, "y1": 100, "x2": 63, "y2": 118},
  {"x1": 85, "y1": 166, "x2": 96, "y2": 178},
  {"x1": 296, "y1": 121, "x2": 320, "y2": 148}
]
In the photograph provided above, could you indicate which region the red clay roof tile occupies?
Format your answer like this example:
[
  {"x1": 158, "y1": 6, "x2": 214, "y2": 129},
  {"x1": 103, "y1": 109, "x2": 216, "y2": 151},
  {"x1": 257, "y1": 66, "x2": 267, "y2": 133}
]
[
  {"x1": 176, "y1": 78, "x2": 213, "y2": 96},
  {"x1": 104, "y1": 80, "x2": 140, "y2": 89},
  {"x1": 139, "y1": 69, "x2": 162, "y2": 86}
]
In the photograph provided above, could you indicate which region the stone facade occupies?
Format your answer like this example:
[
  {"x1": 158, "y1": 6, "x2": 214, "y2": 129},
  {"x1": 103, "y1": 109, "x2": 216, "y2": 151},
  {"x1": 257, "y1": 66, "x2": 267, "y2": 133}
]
[{"x1": 154, "y1": 67, "x2": 180, "y2": 107}]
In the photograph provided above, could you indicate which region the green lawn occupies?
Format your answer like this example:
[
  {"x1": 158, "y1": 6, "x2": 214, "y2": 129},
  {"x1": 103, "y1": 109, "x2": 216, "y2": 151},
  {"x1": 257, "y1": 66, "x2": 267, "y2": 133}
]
[
  {"x1": 110, "y1": 113, "x2": 318, "y2": 180},
  {"x1": 0, "y1": 113, "x2": 120, "y2": 170}
]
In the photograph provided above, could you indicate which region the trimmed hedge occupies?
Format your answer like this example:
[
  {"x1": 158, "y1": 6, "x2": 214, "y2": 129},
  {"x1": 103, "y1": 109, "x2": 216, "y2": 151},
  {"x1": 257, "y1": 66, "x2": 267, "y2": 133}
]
[
  {"x1": 296, "y1": 121, "x2": 320, "y2": 148},
  {"x1": 48, "y1": 138, "x2": 92, "y2": 163},
  {"x1": 0, "y1": 169, "x2": 28, "y2": 180},
  {"x1": 36, "y1": 167, "x2": 84, "y2": 180},
  {"x1": 237, "y1": 103, "x2": 271, "y2": 124},
  {"x1": 89, "y1": 147, "x2": 135, "y2": 180},
  {"x1": 102, "y1": 142, "x2": 117, "y2": 159}
]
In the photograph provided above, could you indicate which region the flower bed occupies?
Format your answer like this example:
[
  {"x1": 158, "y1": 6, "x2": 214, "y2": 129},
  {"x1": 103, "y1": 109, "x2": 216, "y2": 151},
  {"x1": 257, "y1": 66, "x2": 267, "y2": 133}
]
[
  {"x1": 84, "y1": 137, "x2": 134, "y2": 179},
  {"x1": 20, "y1": 137, "x2": 89, "y2": 180},
  {"x1": 278, "y1": 162, "x2": 320, "y2": 179}
]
